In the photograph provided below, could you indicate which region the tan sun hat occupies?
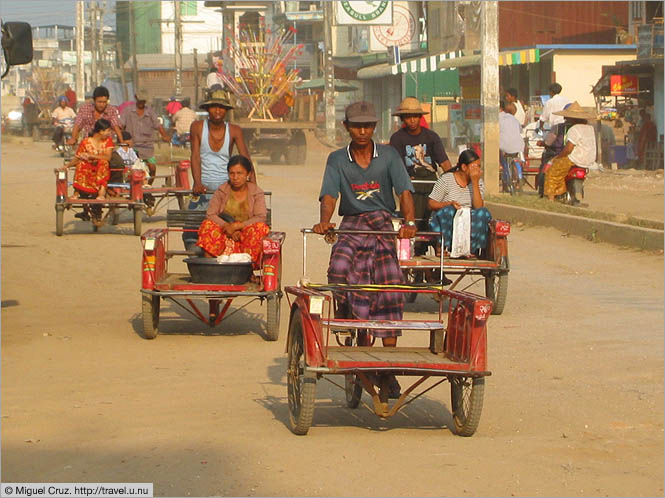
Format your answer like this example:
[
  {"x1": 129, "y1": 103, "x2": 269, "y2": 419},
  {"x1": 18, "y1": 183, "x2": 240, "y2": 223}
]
[
  {"x1": 553, "y1": 101, "x2": 596, "y2": 120},
  {"x1": 199, "y1": 89, "x2": 234, "y2": 110},
  {"x1": 392, "y1": 97, "x2": 428, "y2": 116},
  {"x1": 134, "y1": 89, "x2": 149, "y2": 102}
]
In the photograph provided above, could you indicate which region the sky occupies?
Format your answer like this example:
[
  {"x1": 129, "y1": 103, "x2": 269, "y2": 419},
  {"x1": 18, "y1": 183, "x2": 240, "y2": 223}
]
[{"x1": 0, "y1": 0, "x2": 117, "y2": 29}]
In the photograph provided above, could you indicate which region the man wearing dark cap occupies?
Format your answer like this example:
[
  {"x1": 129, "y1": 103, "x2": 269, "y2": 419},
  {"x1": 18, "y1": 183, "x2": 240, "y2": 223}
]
[
  {"x1": 182, "y1": 89, "x2": 252, "y2": 251},
  {"x1": 313, "y1": 101, "x2": 417, "y2": 399}
]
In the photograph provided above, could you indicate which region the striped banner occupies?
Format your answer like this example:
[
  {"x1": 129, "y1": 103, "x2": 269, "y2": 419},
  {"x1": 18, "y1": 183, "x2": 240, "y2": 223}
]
[
  {"x1": 498, "y1": 48, "x2": 540, "y2": 66},
  {"x1": 393, "y1": 50, "x2": 472, "y2": 74}
]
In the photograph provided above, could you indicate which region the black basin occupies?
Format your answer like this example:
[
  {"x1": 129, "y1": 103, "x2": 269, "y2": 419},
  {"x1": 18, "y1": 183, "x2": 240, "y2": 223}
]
[{"x1": 183, "y1": 257, "x2": 253, "y2": 284}]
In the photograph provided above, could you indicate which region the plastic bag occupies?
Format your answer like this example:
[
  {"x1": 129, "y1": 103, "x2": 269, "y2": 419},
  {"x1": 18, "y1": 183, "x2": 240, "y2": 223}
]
[
  {"x1": 450, "y1": 207, "x2": 471, "y2": 258},
  {"x1": 131, "y1": 158, "x2": 150, "y2": 179}
]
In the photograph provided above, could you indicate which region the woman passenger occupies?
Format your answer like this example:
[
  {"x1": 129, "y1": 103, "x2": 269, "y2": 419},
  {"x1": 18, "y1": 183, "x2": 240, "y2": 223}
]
[
  {"x1": 427, "y1": 149, "x2": 492, "y2": 256},
  {"x1": 197, "y1": 155, "x2": 269, "y2": 267},
  {"x1": 544, "y1": 101, "x2": 596, "y2": 201},
  {"x1": 72, "y1": 118, "x2": 114, "y2": 200}
]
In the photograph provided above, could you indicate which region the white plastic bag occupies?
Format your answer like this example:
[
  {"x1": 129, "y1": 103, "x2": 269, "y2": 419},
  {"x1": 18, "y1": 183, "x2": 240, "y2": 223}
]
[
  {"x1": 450, "y1": 207, "x2": 471, "y2": 258},
  {"x1": 131, "y1": 158, "x2": 150, "y2": 179}
]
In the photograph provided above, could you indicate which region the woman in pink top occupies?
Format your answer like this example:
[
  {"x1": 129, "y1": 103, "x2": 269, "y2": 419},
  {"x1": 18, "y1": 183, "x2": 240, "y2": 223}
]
[{"x1": 197, "y1": 155, "x2": 268, "y2": 267}]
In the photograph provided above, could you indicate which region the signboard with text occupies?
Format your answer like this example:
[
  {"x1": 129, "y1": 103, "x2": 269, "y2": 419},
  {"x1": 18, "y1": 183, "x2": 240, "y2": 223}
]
[
  {"x1": 610, "y1": 74, "x2": 639, "y2": 96},
  {"x1": 336, "y1": 1, "x2": 392, "y2": 25}
]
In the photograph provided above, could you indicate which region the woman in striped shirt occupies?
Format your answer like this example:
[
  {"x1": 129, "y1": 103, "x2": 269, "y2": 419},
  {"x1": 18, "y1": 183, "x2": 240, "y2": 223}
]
[{"x1": 427, "y1": 149, "x2": 492, "y2": 256}]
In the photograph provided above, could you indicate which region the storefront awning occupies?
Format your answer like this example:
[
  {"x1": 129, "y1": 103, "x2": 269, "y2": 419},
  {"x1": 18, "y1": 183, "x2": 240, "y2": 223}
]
[
  {"x1": 395, "y1": 50, "x2": 472, "y2": 74},
  {"x1": 357, "y1": 50, "x2": 476, "y2": 80},
  {"x1": 498, "y1": 48, "x2": 540, "y2": 66}
]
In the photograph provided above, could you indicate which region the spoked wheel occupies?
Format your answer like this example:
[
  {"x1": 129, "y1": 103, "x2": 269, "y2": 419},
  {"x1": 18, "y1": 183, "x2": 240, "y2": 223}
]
[
  {"x1": 501, "y1": 162, "x2": 516, "y2": 195},
  {"x1": 141, "y1": 294, "x2": 160, "y2": 339},
  {"x1": 345, "y1": 373, "x2": 363, "y2": 408},
  {"x1": 287, "y1": 312, "x2": 316, "y2": 435},
  {"x1": 484, "y1": 271, "x2": 508, "y2": 315},
  {"x1": 55, "y1": 205, "x2": 64, "y2": 236},
  {"x1": 133, "y1": 206, "x2": 142, "y2": 236},
  {"x1": 265, "y1": 295, "x2": 281, "y2": 341},
  {"x1": 450, "y1": 376, "x2": 485, "y2": 436}
]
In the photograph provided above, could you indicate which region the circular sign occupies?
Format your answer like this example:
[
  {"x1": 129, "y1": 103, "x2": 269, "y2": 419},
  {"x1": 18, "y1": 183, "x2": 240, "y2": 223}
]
[
  {"x1": 341, "y1": 1, "x2": 389, "y2": 22},
  {"x1": 372, "y1": 4, "x2": 415, "y2": 47}
]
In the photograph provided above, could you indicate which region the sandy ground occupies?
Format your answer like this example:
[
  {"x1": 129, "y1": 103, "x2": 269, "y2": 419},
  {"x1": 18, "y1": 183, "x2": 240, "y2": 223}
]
[{"x1": 1, "y1": 134, "x2": 663, "y2": 496}]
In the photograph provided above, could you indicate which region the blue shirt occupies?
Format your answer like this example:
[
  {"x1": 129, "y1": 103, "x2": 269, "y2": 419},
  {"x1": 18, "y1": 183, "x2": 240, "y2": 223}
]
[{"x1": 319, "y1": 142, "x2": 414, "y2": 216}]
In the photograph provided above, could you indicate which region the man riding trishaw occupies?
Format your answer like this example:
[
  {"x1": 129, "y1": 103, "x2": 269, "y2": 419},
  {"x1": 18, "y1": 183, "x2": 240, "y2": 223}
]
[{"x1": 313, "y1": 101, "x2": 417, "y2": 400}]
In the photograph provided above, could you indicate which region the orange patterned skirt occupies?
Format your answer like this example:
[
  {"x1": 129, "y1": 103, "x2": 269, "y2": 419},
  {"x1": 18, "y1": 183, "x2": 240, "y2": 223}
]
[
  {"x1": 73, "y1": 159, "x2": 110, "y2": 194},
  {"x1": 197, "y1": 220, "x2": 270, "y2": 267}
]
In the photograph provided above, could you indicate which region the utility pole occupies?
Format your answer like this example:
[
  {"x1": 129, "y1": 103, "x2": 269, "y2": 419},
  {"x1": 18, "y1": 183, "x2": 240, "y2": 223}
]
[
  {"x1": 323, "y1": 0, "x2": 336, "y2": 143},
  {"x1": 76, "y1": 1, "x2": 85, "y2": 102},
  {"x1": 89, "y1": 1, "x2": 97, "y2": 88},
  {"x1": 480, "y1": 1, "x2": 499, "y2": 195},
  {"x1": 129, "y1": 2, "x2": 138, "y2": 93},
  {"x1": 174, "y1": 0, "x2": 183, "y2": 97},
  {"x1": 193, "y1": 48, "x2": 199, "y2": 107},
  {"x1": 116, "y1": 41, "x2": 128, "y2": 101},
  {"x1": 98, "y1": 0, "x2": 106, "y2": 85}
]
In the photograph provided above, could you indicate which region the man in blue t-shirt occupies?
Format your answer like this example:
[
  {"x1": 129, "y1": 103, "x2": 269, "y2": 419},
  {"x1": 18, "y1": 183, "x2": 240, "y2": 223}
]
[{"x1": 313, "y1": 101, "x2": 416, "y2": 400}]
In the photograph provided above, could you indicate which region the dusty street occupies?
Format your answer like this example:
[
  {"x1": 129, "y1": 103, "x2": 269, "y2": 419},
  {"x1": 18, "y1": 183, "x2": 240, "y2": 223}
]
[{"x1": 1, "y1": 135, "x2": 663, "y2": 497}]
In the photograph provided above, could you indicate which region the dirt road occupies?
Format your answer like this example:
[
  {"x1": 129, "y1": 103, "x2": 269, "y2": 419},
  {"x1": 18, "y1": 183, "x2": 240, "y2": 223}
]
[{"x1": 1, "y1": 136, "x2": 663, "y2": 496}]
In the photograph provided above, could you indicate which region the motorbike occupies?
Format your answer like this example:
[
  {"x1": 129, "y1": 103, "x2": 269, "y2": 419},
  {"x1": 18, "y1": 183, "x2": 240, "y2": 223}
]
[
  {"x1": 541, "y1": 160, "x2": 587, "y2": 205},
  {"x1": 171, "y1": 131, "x2": 191, "y2": 149},
  {"x1": 55, "y1": 117, "x2": 75, "y2": 159},
  {"x1": 564, "y1": 165, "x2": 587, "y2": 205}
]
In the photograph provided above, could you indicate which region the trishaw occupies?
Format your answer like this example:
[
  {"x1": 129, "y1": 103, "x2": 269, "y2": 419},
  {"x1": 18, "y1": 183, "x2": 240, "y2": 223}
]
[
  {"x1": 285, "y1": 228, "x2": 493, "y2": 436},
  {"x1": 54, "y1": 160, "x2": 192, "y2": 236},
  {"x1": 402, "y1": 180, "x2": 510, "y2": 314},
  {"x1": 139, "y1": 193, "x2": 285, "y2": 341}
]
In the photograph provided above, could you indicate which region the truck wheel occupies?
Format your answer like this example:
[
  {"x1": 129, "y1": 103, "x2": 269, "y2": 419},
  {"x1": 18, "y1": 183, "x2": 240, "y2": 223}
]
[
  {"x1": 285, "y1": 147, "x2": 299, "y2": 164},
  {"x1": 296, "y1": 144, "x2": 307, "y2": 165},
  {"x1": 270, "y1": 151, "x2": 282, "y2": 163}
]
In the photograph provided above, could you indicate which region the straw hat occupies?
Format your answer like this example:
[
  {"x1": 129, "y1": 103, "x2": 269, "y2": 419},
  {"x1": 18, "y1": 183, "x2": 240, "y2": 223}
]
[
  {"x1": 199, "y1": 89, "x2": 234, "y2": 110},
  {"x1": 134, "y1": 89, "x2": 149, "y2": 102},
  {"x1": 553, "y1": 101, "x2": 596, "y2": 120},
  {"x1": 392, "y1": 97, "x2": 428, "y2": 116}
]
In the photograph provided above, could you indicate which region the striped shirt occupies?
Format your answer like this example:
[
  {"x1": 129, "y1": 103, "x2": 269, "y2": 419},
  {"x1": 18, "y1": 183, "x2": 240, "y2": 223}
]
[{"x1": 429, "y1": 174, "x2": 485, "y2": 208}]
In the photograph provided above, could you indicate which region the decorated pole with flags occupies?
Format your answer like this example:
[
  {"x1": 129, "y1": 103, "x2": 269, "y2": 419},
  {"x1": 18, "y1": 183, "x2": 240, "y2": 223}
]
[{"x1": 219, "y1": 25, "x2": 303, "y2": 121}]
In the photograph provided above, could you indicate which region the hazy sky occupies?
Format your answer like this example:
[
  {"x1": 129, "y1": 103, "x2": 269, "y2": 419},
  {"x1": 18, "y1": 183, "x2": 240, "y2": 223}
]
[{"x1": 0, "y1": 0, "x2": 117, "y2": 29}]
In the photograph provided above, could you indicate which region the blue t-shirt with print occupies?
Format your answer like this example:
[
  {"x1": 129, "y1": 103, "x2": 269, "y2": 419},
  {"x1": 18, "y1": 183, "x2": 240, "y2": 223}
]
[{"x1": 319, "y1": 142, "x2": 414, "y2": 216}]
